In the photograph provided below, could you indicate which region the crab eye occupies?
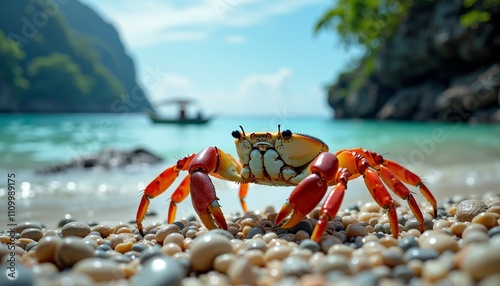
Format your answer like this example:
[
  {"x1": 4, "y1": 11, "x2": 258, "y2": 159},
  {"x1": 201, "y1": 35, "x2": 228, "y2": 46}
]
[
  {"x1": 282, "y1": 129, "x2": 292, "y2": 139},
  {"x1": 231, "y1": 130, "x2": 241, "y2": 139}
]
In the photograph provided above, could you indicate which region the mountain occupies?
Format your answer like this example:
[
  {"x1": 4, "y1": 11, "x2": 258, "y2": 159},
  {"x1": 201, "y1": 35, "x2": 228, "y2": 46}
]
[{"x1": 0, "y1": 0, "x2": 152, "y2": 113}]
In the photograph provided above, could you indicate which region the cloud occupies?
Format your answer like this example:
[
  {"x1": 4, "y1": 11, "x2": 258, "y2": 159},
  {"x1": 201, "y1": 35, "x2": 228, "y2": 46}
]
[
  {"x1": 224, "y1": 35, "x2": 247, "y2": 44},
  {"x1": 82, "y1": 0, "x2": 324, "y2": 48},
  {"x1": 146, "y1": 67, "x2": 331, "y2": 117}
]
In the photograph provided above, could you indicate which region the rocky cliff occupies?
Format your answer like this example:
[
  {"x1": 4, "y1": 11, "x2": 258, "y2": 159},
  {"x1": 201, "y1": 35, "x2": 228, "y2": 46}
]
[
  {"x1": 0, "y1": 0, "x2": 152, "y2": 113},
  {"x1": 328, "y1": 0, "x2": 500, "y2": 123}
]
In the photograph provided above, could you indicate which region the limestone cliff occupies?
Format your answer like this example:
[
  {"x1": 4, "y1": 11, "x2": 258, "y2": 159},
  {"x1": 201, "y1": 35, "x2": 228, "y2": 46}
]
[{"x1": 328, "y1": 0, "x2": 500, "y2": 122}]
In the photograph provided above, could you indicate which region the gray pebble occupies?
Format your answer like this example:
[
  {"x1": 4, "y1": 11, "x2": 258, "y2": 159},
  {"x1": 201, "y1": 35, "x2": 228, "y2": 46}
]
[
  {"x1": 246, "y1": 239, "x2": 268, "y2": 252},
  {"x1": 374, "y1": 224, "x2": 385, "y2": 233},
  {"x1": 405, "y1": 218, "x2": 433, "y2": 231},
  {"x1": 246, "y1": 227, "x2": 262, "y2": 239},
  {"x1": 351, "y1": 270, "x2": 379, "y2": 286},
  {"x1": 287, "y1": 220, "x2": 313, "y2": 235},
  {"x1": 140, "y1": 245, "x2": 162, "y2": 264},
  {"x1": 488, "y1": 226, "x2": 500, "y2": 237},
  {"x1": 299, "y1": 239, "x2": 321, "y2": 252},
  {"x1": 0, "y1": 261, "x2": 34, "y2": 285},
  {"x1": 15, "y1": 221, "x2": 42, "y2": 233},
  {"x1": 315, "y1": 254, "x2": 351, "y2": 275},
  {"x1": 282, "y1": 256, "x2": 312, "y2": 277},
  {"x1": 55, "y1": 236, "x2": 95, "y2": 269},
  {"x1": 132, "y1": 256, "x2": 186, "y2": 286},
  {"x1": 404, "y1": 247, "x2": 438, "y2": 262},
  {"x1": 207, "y1": 229, "x2": 235, "y2": 240},
  {"x1": 26, "y1": 241, "x2": 38, "y2": 252},
  {"x1": 382, "y1": 248, "x2": 405, "y2": 267},
  {"x1": 132, "y1": 243, "x2": 149, "y2": 252},
  {"x1": 61, "y1": 222, "x2": 91, "y2": 238},
  {"x1": 392, "y1": 265, "x2": 416, "y2": 283},
  {"x1": 96, "y1": 244, "x2": 112, "y2": 252},
  {"x1": 399, "y1": 235, "x2": 419, "y2": 252}
]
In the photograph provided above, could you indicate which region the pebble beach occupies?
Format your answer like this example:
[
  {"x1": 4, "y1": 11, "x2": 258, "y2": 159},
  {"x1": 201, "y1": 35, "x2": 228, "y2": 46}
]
[{"x1": 2, "y1": 192, "x2": 500, "y2": 285}]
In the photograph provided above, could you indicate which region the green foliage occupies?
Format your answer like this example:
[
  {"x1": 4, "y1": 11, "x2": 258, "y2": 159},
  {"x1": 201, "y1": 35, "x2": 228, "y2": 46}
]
[
  {"x1": 0, "y1": 30, "x2": 29, "y2": 94},
  {"x1": 461, "y1": 0, "x2": 500, "y2": 28},
  {"x1": 315, "y1": 0, "x2": 416, "y2": 54},
  {"x1": 26, "y1": 53, "x2": 91, "y2": 104}
]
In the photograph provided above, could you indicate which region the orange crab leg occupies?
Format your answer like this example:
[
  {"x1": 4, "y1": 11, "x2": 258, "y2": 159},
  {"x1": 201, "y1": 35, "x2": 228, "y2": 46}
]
[
  {"x1": 311, "y1": 168, "x2": 350, "y2": 241},
  {"x1": 364, "y1": 168, "x2": 399, "y2": 237},
  {"x1": 378, "y1": 166, "x2": 425, "y2": 232},
  {"x1": 384, "y1": 160, "x2": 437, "y2": 217},
  {"x1": 136, "y1": 155, "x2": 195, "y2": 235},
  {"x1": 239, "y1": 183, "x2": 250, "y2": 213},
  {"x1": 167, "y1": 174, "x2": 191, "y2": 224},
  {"x1": 276, "y1": 152, "x2": 338, "y2": 229}
]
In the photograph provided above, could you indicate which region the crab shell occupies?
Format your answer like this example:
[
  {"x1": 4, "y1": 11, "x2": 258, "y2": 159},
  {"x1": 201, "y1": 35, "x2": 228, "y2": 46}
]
[{"x1": 233, "y1": 129, "x2": 329, "y2": 186}]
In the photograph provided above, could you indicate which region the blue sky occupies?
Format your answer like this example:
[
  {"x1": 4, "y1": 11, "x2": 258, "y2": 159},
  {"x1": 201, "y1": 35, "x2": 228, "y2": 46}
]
[{"x1": 81, "y1": 0, "x2": 362, "y2": 117}]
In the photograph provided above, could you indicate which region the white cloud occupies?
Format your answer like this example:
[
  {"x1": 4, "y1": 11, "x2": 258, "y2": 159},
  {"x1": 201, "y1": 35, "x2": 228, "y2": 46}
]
[
  {"x1": 224, "y1": 35, "x2": 247, "y2": 44},
  {"x1": 145, "y1": 67, "x2": 331, "y2": 117},
  {"x1": 82, "y1": 0, "x2": 324, "y2": 48}
]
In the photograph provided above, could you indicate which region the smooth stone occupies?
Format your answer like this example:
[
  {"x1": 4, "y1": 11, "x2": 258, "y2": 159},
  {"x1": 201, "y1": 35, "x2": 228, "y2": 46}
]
[
  {"x1": 139, "y1": 245, "x2": 162, "y2": 264},
  {"x1": 91, "y1": 224, "x2": 113, "y2": 238},
  {"x1": 155, "y1": 224, "x2": 181, "y2": 244},
  {"x1": 132, "y1": 256, "x2": 185, "y2": 286},
  {"x1": 456, "y1": 199, "x2": 488, "y2": 222},
  {"x1": 61, "y1": 222, "x2": 91, "y2": 238},
  {"x1": 287, "y1": 221, "x2": 313, "y2": 235},
  {"x1": 404, "y1": 247, "x2": 438, "y2": 262},
  {"x1": 346, "y1": 224, "x2": 368, "y2": 239},
  {"x1": 227, "y1": 256, "x2": 257, "y2": 286},
  {"x1": 471, "y1": 212, "x2": 497, "y2": 229},
  {"x1": 26, "y1": 241, "x2": 38, "y2": 252},
  {"x1": 462, "y1": 230, "x2": 490, "y2": 245},
  {"x1": 132, "y1": 243, "x2": 149, "y2": 253},
  {"x1": 246, "y1": 239, "x2": 268, "y2": 252},
  {"x1": 478, "y1": 273, "x2": 500, "y2": 286},
  {"x1": 488, "y1": 226, "x2": 500, "y2": 237},
  {"x1": 282, "y1": 256, "x2": 312, "y2": 277},
  {"x1": 213, "y1": 253, "x2": 236, "y2": 274},
  {"x1": 20, "y1": 228, "x2": 43, "y2": 241},
  {"x1": 73, "y1": 258, "x2": 124, "y2": 282},
  {"x1": 405, "y1": 218, "x2": 433, "y2": 231},
  {"x1": 15, "y1": 221, "x2": 43, "y2": 233},
  {"x1": 419, "y1": 233, "x2": 459, "y2": 253},
  {"x1": 382, "y1": 248, "x2": 405, "y2": 267},
  {"x1": 35, "y1": 236, "x2": 62, "y2": 263},
  {"x1": 190, "y1": 233, "x2": 232, "y2": 272},
  {"x1": 315, "y1": 254, "x2": 351, "y2": 275},
  {"x1": 299, "y1": 239, "x2": 321, "y2": 252},
  {"x1": 392, "y1": 265, "x2": 416, "y2": 283},
  {"x1": 55, "y1": 237, "x2": 95, "y2": 269},
  {"x1": 422, "y1": 258, "x2": 453, "y2": 282},
  {"x1": 398, "y1": 235, "x2": 419, "y2": 252},
  {"x1": 246, "y1": 227, "x2": 262, "y2": 239},
  {"x1": 0, "y1": 261, "x2": 34, "y2": 285},
  {"x1": 264, "y1": 245, "x2": 292, "y2": 262},
  {"x1": 96, "y1": 244, "x2": 112, "y2": 252},
  {"x1": 461, "y1": 244, "x2": 500, "y2": 280}
]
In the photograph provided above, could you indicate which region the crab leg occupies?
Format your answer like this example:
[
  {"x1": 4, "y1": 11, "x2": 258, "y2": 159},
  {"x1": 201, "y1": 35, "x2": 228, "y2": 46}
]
[
  {"x1": 276, "y1": 152, "x2": 338, "y2": 229},
  {"x1": 239, "y1": 183, "x2": 250, "y2": 213},
  {"x1": 136, "y1": 155, "x2": 195, "y2": 235},
  {"x1": 384, "y1": 160, "x2": 437, "y2": 217},
  {"x1": 311, "y1": 168, "x2": 350, "y2": 241},
  {"x1": 378, "y1": 166, "x2": 425, "y2": 232}
]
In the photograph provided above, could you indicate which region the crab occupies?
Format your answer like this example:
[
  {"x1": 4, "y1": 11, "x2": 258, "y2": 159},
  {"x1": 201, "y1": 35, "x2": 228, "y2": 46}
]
[{"x1": 136, "y1": 125, "x2": 437, "y2": 241}]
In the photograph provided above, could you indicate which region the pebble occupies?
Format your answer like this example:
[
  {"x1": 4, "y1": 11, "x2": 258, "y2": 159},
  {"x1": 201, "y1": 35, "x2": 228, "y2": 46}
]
[
  {"x1": 472, "y1": 212, "x2": 498, "y2": 229},
  {"x1": 404, "y1": 247, "x2": 438, "y2": 262},
  {"x1": 15, "y1": 221, "x2": 43, "y2": 233},
  {"x1": 61, "y1": 222, "x2": 92, "y2": 238},
  {"x1": 227, "y1": 256, "x2": 257, "y2": 285},
  {"x1": 54, "y1": 237, "x2": 95, "y2": 269},
  {"x1": 398, "y1": 235, "x2": 419, "y2": 252},
  {"x1": 419, "y1": 233, "x2": 459, "y2": 253},
  {"x1": 132, "y1": 256, "x2": 185, "y2": 286},
  {"x1": 316, "y1": 254, "x2": 352, "y2": 275},
  {"x1": 73, "y1": 258, "x2": 124, "y2": 282},
  {"x1": 346, "y1": 224, "x2": 368, "y2": 238},
  {"x1": 35, "y1": 236, "x2": 62, "y2": 263},
  {"x1": 20, "y1": 228, "x2": 43, "y2": 241},
  {"x1": 189, "y1": 232, "x2": 232, "y2": 272},
  {"x1": 155, "y1": 224, "x2": 181, "y2": 244},
  {"x1": 282, "y1": 256, "x2": 312, "y2": 277},
  {"x1": 456, "y1": 199, "x2": 488, "y2": 222},
  {"x1": 299, "y1": 239, "x2": 321, "y2": 252},
  {"x1": 461, "y1": 243, "x2": 500, "y2": 280}
]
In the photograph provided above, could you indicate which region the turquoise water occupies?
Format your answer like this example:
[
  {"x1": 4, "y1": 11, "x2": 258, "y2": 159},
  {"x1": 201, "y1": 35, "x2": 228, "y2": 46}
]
[{"x1": 1, "y1": 114, "x2": 499, "y2": 226}]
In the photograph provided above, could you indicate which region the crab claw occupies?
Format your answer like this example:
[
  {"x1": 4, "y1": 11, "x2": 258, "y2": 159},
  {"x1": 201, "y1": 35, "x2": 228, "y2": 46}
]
[
  {"x1": 190, "y1": 171, "x2": 228, "y2": 229},
  {"x1": 275, "y1": 174, "x2": 328, "y2": 228}
]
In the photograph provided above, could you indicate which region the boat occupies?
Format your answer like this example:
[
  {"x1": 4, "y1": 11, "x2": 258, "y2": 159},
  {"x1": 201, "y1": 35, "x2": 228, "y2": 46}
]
[{"x1": 145, "y1": 98, "x2": 211, "y2": 125}]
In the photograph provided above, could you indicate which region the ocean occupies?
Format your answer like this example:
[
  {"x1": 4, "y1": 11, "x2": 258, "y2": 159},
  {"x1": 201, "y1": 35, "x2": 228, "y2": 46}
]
[{"x1": 1, "y1": 114, "x2": 500, "y2": 228}]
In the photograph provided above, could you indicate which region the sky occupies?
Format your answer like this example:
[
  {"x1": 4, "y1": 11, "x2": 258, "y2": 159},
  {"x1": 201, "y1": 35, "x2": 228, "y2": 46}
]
[{"x1": 80, "y1": 0, "x2": 362, "y2": 117}]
